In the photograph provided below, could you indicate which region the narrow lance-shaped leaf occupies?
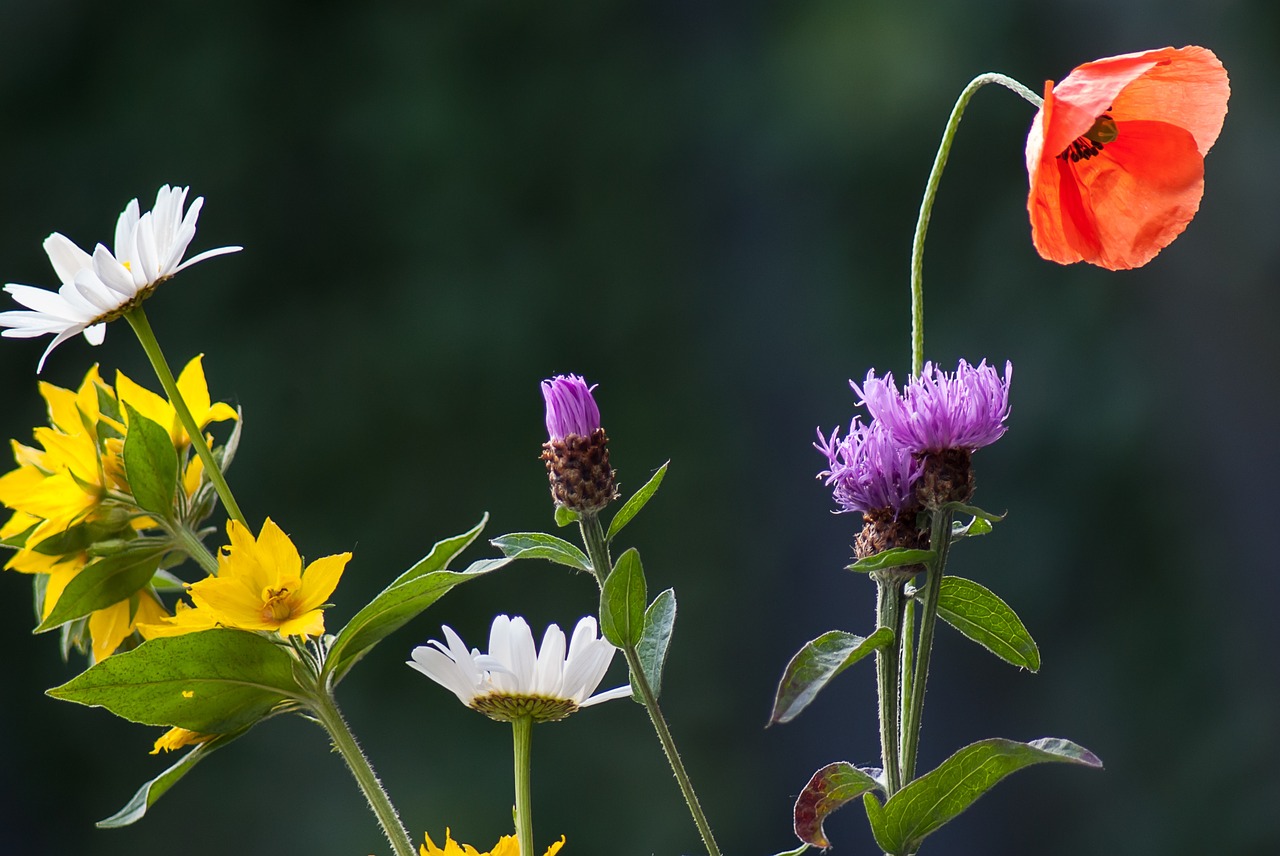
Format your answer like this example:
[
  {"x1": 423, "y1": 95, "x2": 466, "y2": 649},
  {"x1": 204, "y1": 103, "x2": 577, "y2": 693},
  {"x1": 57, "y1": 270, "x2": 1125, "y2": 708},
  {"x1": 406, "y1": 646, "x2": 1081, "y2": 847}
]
[
  {"x1": 490, "y1": 531, "x2": 591, "y2": 572},
  {"x1": 600, "y1": 548, "x2": 646, "y2": 648},
  {"x1": 97, "y1": 725, "x2": 253, "y2": 828},
  {"x1": 122, "y1": 403, "x2": 179, "y2": 517},
  {"x1": 606, "y1": 460, "x2": 669, "y2": 542},
  {"x1": 937, "y1": 576, "x2": 1040, "y2": 671},
  {"x1": 770, "y1": 627, "x2": 894, "y2": 725},
  {"x1": 633, "y1": 588, "x2": 676, "y2": 700},
  {"x1": 793, "y1": 762, "x2": 883, "y2": 848},
  {"x1": 36, "y1": 545, "x2": 167, "y2": 632},
  {"x1": 875, "y1": 738, "x2": 1103, "y2": 854},
  {"x1": 849, "y1": 548, "x2": 935, "y2": 574},
  {"x1": 554, "y1": 506, "x2": 579, "y2": 527},
  {"x1": 326, "y1": 516, "x2": 505, "y2": 683},
  {"x1": 48, "y1": 629, "x2": 305, "y2": 734},
  {"x1": 940, "y1": 501, "x2": 1005, "y2": 523}
]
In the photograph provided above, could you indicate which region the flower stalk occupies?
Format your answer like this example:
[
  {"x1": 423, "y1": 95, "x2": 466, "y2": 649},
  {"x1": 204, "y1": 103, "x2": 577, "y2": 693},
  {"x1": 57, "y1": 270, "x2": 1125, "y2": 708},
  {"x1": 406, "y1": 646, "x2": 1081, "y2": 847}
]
[
  {"x1": 909, "y1": 73, "x2": 1041, "y2": 375},
  {"x1": 125, "y1": 305, "x2": 247, "y2": 527},
  {"x1": 577, "y1": 513, "x2": 723, "y2": 856},
  {"x1": 308, "y1": 690, "x2": 416, "y2": 856},
  {"x1": 874, "y1": 575, "x2": 906, "y2": 795},
  {"x1": 513, "y1": 715, "x2": 536, "y2": 856},
  {"x1": 898, "y1": 509, "x2": 955, "y2": 782}
]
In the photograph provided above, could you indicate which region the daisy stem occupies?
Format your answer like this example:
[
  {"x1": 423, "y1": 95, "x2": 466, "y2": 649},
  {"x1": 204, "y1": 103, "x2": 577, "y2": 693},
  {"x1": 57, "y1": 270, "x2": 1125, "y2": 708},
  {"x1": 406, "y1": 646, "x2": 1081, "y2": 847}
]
[
  {"x1": 909, "y1": 72, "x2": 1043, "y2": 376},
  {"x1": 124, "y1": 306, "x2": 247, "y2": 527},
  {"x1": 513, "y1": 715, "x2": 536, "y2": 856},
  {"x1": 309, "y1": 691, "x2": 417, "y2": 856},
  {"x1": 874, "y1": 575, "x2": 906, "y2": 795},
  {"x1": 898, "y1": 510, "x2": 954, "y2": 783},
  {"x1": 578, "y1": 513, "x2": 723, "y2": 856}
]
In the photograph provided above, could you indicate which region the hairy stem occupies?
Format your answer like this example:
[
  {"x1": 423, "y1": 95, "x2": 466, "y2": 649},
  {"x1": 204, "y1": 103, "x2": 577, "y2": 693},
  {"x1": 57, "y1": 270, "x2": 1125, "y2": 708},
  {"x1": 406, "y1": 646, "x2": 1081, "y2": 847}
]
[
  {"x1": 910, "y1": 73, "x2": 1042, "y2": 375},
  {"x1": 513, "y1": 715, "x2": 535, "y2": 856},
  {"x1": 125, "y1": 306, "x2": 247, "y2": 527},
  {"x1": 874, "y1": 576, "x2": 906, "y2": 795}
]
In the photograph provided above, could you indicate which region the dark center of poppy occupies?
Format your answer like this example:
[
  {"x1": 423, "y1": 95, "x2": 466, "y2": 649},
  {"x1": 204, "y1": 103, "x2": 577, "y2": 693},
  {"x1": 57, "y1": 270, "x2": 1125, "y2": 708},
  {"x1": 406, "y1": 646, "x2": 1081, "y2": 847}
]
[{"x1": 1058, "y1": 113, "x2": 1118, "y2": 163}]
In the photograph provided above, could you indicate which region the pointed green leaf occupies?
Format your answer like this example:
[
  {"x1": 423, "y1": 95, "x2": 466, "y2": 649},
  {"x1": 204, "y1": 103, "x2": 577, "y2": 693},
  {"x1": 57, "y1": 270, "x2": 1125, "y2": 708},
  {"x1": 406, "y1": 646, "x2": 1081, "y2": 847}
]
[
  {"x1": 768, "y1": 845, "x2": 810, "y2": 856},
  {"x1": 326, "y1": 517, "x2": 504, "y2": 683},
  {"x1": 97, "y1": 725, "x2": 252, "y2": 827},
  {"x1": 122, "y1": 404, "x2": 179, "y2": 517},
  {"x1": 633, "y1": 588, "x2": 676, "y2": 700},
  {"x1": 48, "y1": 629, "x2": 305, "y2": 732},
  {"x1": 877, "y1": 738, "x2": 1102, "y2": 853},
  {"x1": 849, "y1": 548, "x2": 935, "y2": 574},
  {"x1": 490, "y1": 532, "x2": 591, "y2": 572},
  {"x1": 770, "y1": 627, "x2": 894, "y2": 725},
  {"x1": 35, "y1": 545, "x2": 167, "y2": 632},
  {"x1": 30, "y1": 518, "x2": 127, "y2": 555},
  {"x1": 793, "y1": 762, "x2": 883, "y2": 848},
  {"x1": 600, "y1": 548, "x2": 646, "y2": 648},
  {"x1": 937, "y1": 576, "x2": 1040, "y2": 671},
  {"x1": 554, "y1": 506, "x2": 579, "y2": 527},
  {"x1": 940, "y1": 502, "x2": 1005, "y2": 523},
  {"x1": 606, "y1": 461, "x2": 669, "y2": 542},
  {"x1": 950, "y1": 516, "x2": 993, "y2": 539},
  {"x1": 863, "y1": 793, "x2": 894, "y2": 854}
]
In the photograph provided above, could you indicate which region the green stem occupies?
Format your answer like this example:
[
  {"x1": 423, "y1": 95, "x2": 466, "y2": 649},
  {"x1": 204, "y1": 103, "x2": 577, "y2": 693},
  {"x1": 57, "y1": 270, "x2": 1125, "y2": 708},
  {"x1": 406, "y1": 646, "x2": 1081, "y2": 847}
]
[
  {"x1": 124, "y1": 306, "x2": 247, "y2": 526},
  {"x1": 169, "y1": 521, "x2": 219, "y2": 575},
  {"x1": 899, "y1": 510, "x2": 955, "y2": 783},
  {"x1": 897, "y1": 583, "x2": 916, "y2": 771},
  {"x1": 874, "y1": 575, "x2": 906, "y2": 795},
  {"x1": 309, "y1": 692, "x2": 416, "y2": 856},
  {"x1": 909, "y1": 73, "x2": 1043, "y2": 376},
  {"x1": 512, "y1": 715, "x2": 535, "y2": 856},
  {"x1": 577, "y1": 513, "x2": 722, "y2": 856}
]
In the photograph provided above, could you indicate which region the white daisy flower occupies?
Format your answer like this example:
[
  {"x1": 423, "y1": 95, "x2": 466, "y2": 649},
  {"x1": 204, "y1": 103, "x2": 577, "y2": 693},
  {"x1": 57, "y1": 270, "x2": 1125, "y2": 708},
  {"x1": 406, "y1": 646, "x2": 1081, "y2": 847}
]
[
  {"x1": 0, "y1": 185, "x2": 242, "y2": 372},
  {"x1": 408, "y1": 615, "x2": 632, "y2": 722}
]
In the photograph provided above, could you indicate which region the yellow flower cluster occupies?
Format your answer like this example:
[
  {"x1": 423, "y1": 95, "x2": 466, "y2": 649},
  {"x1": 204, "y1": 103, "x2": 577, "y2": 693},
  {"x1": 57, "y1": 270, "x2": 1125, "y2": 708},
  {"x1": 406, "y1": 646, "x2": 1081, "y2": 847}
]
[
  {"x1": 0, "y1": 357, "x2": 236, "y2": 661},
  {"x1": 421, "y1": 830, "x2": 565, "y2": 856}
]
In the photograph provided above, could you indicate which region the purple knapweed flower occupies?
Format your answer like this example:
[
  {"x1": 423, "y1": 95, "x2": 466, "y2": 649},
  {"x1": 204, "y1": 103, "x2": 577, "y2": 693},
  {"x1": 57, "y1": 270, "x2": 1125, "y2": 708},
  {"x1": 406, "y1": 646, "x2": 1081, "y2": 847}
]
[
  {"x1": 540, "y1": 374, "x2": 617, "y2": 514},
  {"x1": 854, "y1": 359, "x2": 1012, "y2": 454},
  {"x1": 541, "y1": 374, "x2": 601, "y2": 441},
  {"x1": 815, "y1": 419, "x2": 922, "y2": 517}
]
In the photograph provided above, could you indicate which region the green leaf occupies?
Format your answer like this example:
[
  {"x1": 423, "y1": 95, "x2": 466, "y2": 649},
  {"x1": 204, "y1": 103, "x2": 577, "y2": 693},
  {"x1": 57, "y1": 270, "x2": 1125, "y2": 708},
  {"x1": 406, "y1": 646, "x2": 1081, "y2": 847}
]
[
  {"x1": 768, "y1": 845, "x2": 810, "y2": 856},
  {"x1": 606, "y1": 460, "x2": 669, "y2": 542},
  {"x1": 770, "y1": 628, "x2": 894, "y2": 725},
  {"x1": 490, "y1": 532, "x2": 591, "y2": 572},
  {"x1": 97, "y1": 725, "x2": 252, "y2": 827},
  {"x1": 863, "y1": 793, "x2": 894, "y2": 854},
  {"x1": 849, "y1": 548, "x2": 935, "y2": 574},
  {"x1": 877, "y1": 737, "x2": 1102, "y2": 854},
  {"x1": 326, "y1": 517, "x2": 504, "y2": 683},
  {"x1": 48, "y1": 629, "x2": 305, "y2": 732},
  {"x1": 29, "y1": 518, "x2": 127, "y2": 555},
  {"x1": 937, "y1": 576, "x2": 1040, "y2": 671},
  {"x1": 122, "y1": 404, "x2": 179, "y2": 517},
  {"x1": 600, "y1": 548, "x2": 646, "y2": 648},
  {"x1": 554, "y1": 506, "x2": 579, "y2": 527},
  {"x1": 950, "y1": 516, "x2": 993, "y2": 539},
  {"x1": 793, "y1": 762, "x2": 883, "y2": 848},
  {"x1": 633, "y1": 588, "x2": 676, "y2": 700},
  {"x1": 35, "y1": 545, "x2": 167, "y2": 632},
  {"x1": 940, "y1": 502, "x2": 1005, "y2": 523}
]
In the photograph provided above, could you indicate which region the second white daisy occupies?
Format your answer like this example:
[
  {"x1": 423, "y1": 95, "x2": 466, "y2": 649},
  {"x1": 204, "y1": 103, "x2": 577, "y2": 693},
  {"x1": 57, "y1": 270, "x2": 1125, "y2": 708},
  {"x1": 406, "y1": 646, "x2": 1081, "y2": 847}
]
[{"x1": 409, "y1": 615, "x2": 631, "y2": 722}]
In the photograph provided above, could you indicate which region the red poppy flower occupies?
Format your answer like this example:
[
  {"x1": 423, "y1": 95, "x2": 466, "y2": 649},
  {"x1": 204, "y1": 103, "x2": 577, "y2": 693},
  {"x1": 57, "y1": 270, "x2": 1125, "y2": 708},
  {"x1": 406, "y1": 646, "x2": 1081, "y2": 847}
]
[{"x1": 1026, "y1": 46, "x2": 1229, "y2": 270}]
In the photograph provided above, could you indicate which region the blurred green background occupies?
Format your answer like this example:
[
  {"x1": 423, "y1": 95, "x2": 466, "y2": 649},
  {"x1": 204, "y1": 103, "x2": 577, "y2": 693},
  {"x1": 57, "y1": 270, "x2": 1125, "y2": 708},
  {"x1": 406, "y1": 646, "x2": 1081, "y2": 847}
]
[{"x1": 1, "y1": 1, "x2": 1277, "y2": 854}]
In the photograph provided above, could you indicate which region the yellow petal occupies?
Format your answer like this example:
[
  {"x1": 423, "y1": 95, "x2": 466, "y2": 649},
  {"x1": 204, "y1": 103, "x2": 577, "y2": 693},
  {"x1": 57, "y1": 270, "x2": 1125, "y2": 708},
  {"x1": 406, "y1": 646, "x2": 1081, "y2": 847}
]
[
  {"x1": 116, "y1": 369, "x2": 180, "y2": 445},
  {"x1": 295, "y1": 552, "x2": 350, "y2": 612},
  {"x1": 253, "y1": 518, "x2": 303, "y2": 582},
  {"x1": 89, "y1": 599, "x2": 134, "y2": 662}
]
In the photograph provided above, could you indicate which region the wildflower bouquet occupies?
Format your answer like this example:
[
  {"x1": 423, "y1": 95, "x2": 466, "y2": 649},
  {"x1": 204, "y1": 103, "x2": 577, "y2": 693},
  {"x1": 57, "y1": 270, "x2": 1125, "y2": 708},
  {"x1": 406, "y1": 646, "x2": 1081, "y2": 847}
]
[{"x1": 0, "y1": 45, "x2": 1228, "y2": 856}]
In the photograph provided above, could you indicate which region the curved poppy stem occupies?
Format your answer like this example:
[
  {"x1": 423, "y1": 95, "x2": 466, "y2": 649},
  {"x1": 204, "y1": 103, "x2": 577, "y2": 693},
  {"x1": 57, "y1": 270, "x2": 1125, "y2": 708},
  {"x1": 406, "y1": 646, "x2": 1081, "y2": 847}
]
[{"x1": 909, "y1": 73, "x2": 1043, "y2": 376}]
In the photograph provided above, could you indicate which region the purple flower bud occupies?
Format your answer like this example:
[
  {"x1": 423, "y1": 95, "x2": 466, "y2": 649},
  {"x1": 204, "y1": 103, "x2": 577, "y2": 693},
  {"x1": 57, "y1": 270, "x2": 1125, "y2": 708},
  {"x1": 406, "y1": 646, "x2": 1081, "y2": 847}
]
[
  {"x1": 541, "y1": 374, "x2": 602, "y2": 441},
  {"x1": 815, "y1": 419, "x2": 922, "y2": 517},
  {"x1": 540, "y1": 374, "x2": 617, "y2": 514},
  {"x1": 853, "y1": 359, "x2": 1012, "y2": 454}
]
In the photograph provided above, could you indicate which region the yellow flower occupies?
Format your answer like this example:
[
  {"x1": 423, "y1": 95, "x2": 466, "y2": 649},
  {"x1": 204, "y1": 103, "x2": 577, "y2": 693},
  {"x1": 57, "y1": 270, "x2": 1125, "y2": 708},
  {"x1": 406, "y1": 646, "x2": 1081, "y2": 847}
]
[
  {"x1": 151, "y1": 726, "x2": 216, "y2": 755},
  {"x1": 420, "y1": 830, "x2": 565, "y2": 856},
  {"x1": 140, "y1": 518, "x2": 349, "y2": 639},
  {"x1": 112, "y1": 355, "x2": 237, "y2": 450},
  {"x1": 88, "y1": 590, "x2": 169, "y2": 663}
]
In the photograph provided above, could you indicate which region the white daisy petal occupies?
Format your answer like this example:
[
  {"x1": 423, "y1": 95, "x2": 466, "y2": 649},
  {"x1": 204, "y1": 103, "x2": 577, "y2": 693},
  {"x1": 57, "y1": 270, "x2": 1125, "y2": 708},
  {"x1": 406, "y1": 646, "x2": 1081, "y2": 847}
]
[
  {"x1": 534, "y1": 624, "x2": 567, "y2": 696},
  {"x1": 0, "y1": 185, "x2": 240, "y2": 372}
]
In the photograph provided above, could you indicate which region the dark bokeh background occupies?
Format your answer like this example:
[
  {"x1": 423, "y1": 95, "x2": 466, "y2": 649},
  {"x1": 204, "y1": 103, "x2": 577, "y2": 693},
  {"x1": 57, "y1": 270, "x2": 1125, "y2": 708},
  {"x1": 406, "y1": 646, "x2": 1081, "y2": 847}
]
[{"x1": 1, "y1": 1, "x2": 1277, "y2": 854}]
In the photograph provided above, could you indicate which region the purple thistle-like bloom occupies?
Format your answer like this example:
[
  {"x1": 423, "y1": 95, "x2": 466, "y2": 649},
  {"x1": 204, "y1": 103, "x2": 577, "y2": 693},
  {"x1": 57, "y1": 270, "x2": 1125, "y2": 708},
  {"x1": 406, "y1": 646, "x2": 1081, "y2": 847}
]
[
  {"x1": 854, "y1": 359, "x2": 1012, "y2": 454},
  {"x1": 541, "y1": 374, "x2": 601, "y2": 440},
  {"x1": 815, "y1": 418, "x2": 922, "y2": 516}
]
